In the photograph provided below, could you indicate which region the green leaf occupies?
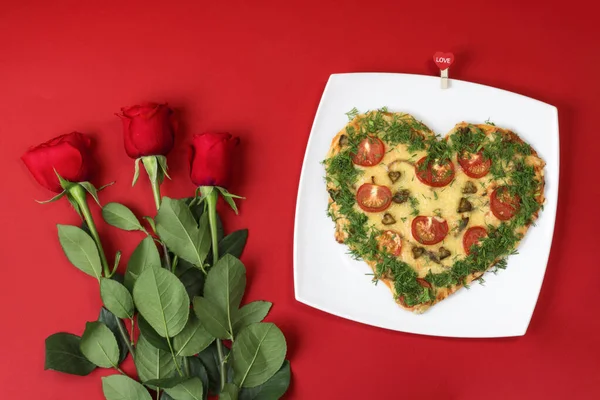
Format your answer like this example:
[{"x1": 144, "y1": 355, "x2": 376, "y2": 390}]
[
  {"x1": 57, "y1": 224, "x2": 102, "y2": 279},
  {"x1": 216, "y1": 214, "x2": 224, "y2": 242},
  {"x1": 238, "y1": 360, "x2": 290, "y2": 400},
  {"x1": 102, "y1": 375, "x2": 152, "y2": 400},
  {"x1": 133, "y1": 267, "x2": 190, "y2": 337},
  {"x1": 196, "y1": 342, "x2": 229, "y2": 395},
  {"x1": 98, "y1": 307, "x2": 129, "y2": 364},
  {"x1": 185, "y1": 197, "x2": 204, "y2": 224},
  {"x1": 80, "y1": 321, "x2": 119, "y2": 368},
  {"x1": 144, "y1": 376, "x2": 188, "y2": 388},
  {"x1": 232, "y1": 301, "x2": 272, "y2": 335},
  {"x1": 124, "y1": 237, "x2": 161, "y2": 292},
  {"x1": 156, "y1": 197, "x2": 211, "y2": 270},
  {"x1": 165, "y1": 377, "x2": 203, "y2": 400},
  {"x1": 137, "y1": 315, "x2": 170, "y2": 352},
  {"x1": 175, "y1": 259, "x2": 205, "y2": 300},
  {"x1": 192, "y1": 297, "x2": 231, "y2": 339},
  {"x1": 44, "y1": 332, "x2": 96, "y2": 376},
  {"x1": 101, "y1": 278, "x2": 134, "y2": 319},
  {"x1": 203, "y1": 255, "x2": 246, "y2": 328},
  {"x1": 232, "y1": 323, "x2": 287, "y2": 388},
  {"x1": 157, "y1": 155, "x2": 171, "y2": 180},
  {"x1": 79, "y1": 181, "x2": 101, "y2": 206},
  {"x1": 173, "y1": 314, "x2": 214, "y2": 357},
  {"x1": 218, "y1": 230, "x2": 248, "y2": 259},
  {"x1": 103, "y1": 202, "x2": 145, "y2": 232},
  {"x1": 36, "y1": 191, "x2": 66, "y2": 204},
  {"x1": 188, "y1": 357, "x2": 209, "y2": 400},
  {"x1": 135, "y1": 334, "x2": 177, "y2": 383},
  {"x1": 220, "y1": 383, "x2": 239, "y2": 400},
  {"x1": 133, "y1": 158, "x2": 141, "y2": 187}
]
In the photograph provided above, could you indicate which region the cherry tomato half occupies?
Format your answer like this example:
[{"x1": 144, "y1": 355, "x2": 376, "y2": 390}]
[
  {"x1": 463, "y1": 226, "x2": 488, "y2": 255},
  {"x1": 351, "y1": 137, "x2": 385, "y2": 166},
  {"x1": 356, "y1": 183, "x2": 392, "y2": 212},
  {"x1": 411, "y1": 216, "x2": 449, "y2": 245},
  {"x1": 458, "y1": 151, "x2": 491, "y2": 178},
  {"x1": 490, "y1": 187, "x2": 521, "y2": 220},
  {"x1": 415, "y1": 157, "x2": 455, "y2": 187},
  {"x1": 378, "y1": 230, "x2": 402, "y2": 256}
]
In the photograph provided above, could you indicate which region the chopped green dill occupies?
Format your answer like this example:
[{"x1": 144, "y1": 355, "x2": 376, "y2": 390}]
[
  {"x1": 433, "y1": 191, "x2": 439, "y2": 200},
  {"x1": 345, "y1": 107, "x2": 359, "y2": 121}
]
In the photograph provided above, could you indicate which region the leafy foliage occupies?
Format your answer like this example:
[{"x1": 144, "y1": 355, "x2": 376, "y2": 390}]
[{"x1": 44, "y1": 185, "x2": 290, "y2": 400}]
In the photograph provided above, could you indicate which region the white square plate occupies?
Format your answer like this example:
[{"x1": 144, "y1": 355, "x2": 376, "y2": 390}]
[{"x1": 294, "y1": 73, "x2": 559, "y2": 338}]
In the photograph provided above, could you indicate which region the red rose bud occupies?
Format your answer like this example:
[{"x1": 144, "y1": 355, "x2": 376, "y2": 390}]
[
  {"x1": 117, "y1": 103, "x2": 175, "y2": 158},
  {"x1": 190, "y1": 132, "x2": 239, "y2": 188},
  {"x1": 21, "y1": 132, "x2": 92, "y2": 193}
]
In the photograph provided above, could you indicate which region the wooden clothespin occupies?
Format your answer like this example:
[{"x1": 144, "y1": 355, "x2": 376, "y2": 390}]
[{"x1": 433, "y1": 52, "x2": 454, "y2": 89}]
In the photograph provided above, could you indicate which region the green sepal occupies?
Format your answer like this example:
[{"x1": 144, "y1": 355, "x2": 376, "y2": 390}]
[
  {"x1": 36, "y1": 191, "x2": 66, "y2": 204},
  {"x1": 156, "y1": 155, "x2": 171, "y2": 180},
  {"x1": 98, "y1": 181, "x2": 115, "y2": 191},
  {"x1": 189, "y1": 189, "x2": 205, "y2": 208},
  {"x1": 79, "y1": 181, "x2": 101, "y2": 207},
  {"x1": 142, "y1": 156, "x2": 164, "y2": 185},
  {"x1": 66, "y1": 193, "x2": 83, "y2": 219},
  {"x1": 199, "y1": 186, "x2": 214, "y2": 198},
  {"x1": 132, "y1": 158, "x2": 141, "y2": 187},
  {"x1": 216, "y1": 187, "x2": 245, "y2": 215},
  {"x1": 54, "y1": 169, "x2": 75, "y2": 192}
]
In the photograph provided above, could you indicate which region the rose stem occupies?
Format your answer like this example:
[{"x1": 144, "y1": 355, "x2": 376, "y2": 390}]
[
  {"x1": 69, "y1": 184, "x2": 110, "y2": 277},
  {"x1": 206, "y1": 188, "x2": 227, "y2": 391},
  {"x1": 148, "y1": 171, "x2": 172, "y2": 271},
  {"x1": 71, "y1": 184, "x2": 135, "y2": 359}
]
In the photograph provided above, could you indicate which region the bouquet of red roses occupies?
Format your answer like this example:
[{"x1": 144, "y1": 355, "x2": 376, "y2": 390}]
[{"x1": 22, "y1": 103, "x2": 290, "y2": 400}]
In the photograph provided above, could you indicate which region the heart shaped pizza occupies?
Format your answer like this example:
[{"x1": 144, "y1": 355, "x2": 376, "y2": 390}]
[{"x1": 324, "y1": 109, "x2": 545, "y2": 313}]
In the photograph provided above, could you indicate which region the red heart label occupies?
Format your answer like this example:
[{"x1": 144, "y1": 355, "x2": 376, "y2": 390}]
[{"x1": 433, "y1": 52, "x2": 454, "y2": 70}]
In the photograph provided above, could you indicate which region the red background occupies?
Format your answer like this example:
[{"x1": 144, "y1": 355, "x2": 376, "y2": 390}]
[{"x1": 1, "y1": 1, "x2": 598, "y2": 399}]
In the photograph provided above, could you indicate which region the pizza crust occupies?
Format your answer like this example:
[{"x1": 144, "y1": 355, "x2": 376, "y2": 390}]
[{"x1": 325, "y1": 112, "x2": 546, "y2": 313}]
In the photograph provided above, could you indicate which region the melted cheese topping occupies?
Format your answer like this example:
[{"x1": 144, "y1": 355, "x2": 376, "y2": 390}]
[{"x1": 354, "y1": 142, "x2": 501, "y2": 278}]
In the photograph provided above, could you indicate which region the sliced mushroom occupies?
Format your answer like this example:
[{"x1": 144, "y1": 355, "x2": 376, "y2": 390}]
[
  {"x1": 412, "y1": 247, "x2": 425, "y2": 259},
  {"x1": 462, "y1": 181, "x2": 477, "y2": 194},
  {"x1": 382, "y1": 213, "x2": 396, "y2": 225},
  {"x1": 458, "y1": 126, "x2": 471, "y2": 135},
  {"x1": 427, "y1": 251, "x2": 441, "y2": 264},
  {"x1": 439, "y1": 247, "x2": 451, "y2": 260},
  {"x1": 388, "y1": 171, "x2": 401, "y2": 183},
  {"x1": 338, "y1": 134, "x2": 349, "y2": 147},
  {"x1": 457, "y1": 197, "x2": 473, "y2": 213},
  {"x1": 456, "y1": 217, "x2": 469, "y2": 235},
  {"x1": 392, "y1": 189, "x2": 411, "y2": 204}
]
